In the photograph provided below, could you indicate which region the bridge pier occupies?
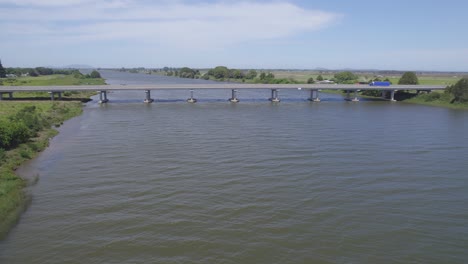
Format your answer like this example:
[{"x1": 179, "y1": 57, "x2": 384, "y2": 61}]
[
  {"x1": 345, "y1": 90, "x2": 350, "y2": 101},
  {"x1": 390, "y1": 90, "x2": 396, "y2": 102},
  {"x1": 345, "y1": 90, "x2": 359, "y2": 101},
  {"x1": 187, "y1": 89, "x2": 197, "y2": 103},
  {"x1": 308, "y1": 89, "x2": 320, "y2": 102},
  {"x1": 144, "y1": 90, "x2": 154, "y2": 103},
  {"x1": 229, "y1": 89, "x2": 240, "y2": 103},
  {"x1": 48, "y1": 91, "x2": 61, "y2": 101},
  {"x1": 381, "y1": 91, "x2": 387, "y2": 99},
  {"x1": 99, "y1": 91, "x2": 109, "y2": 103},
  {"x1": 269, "y1": 89, "x2": 280, "y2": 102},
  {"x1": 0, "y1": 92, "x2": 13, "y2": 100},
  {"x1": 352, "y1": 90, "x2": 359, "y2": 102}
]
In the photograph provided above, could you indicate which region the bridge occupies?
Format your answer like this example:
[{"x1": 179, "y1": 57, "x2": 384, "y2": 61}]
[{"x1": 0, "y1": 83, "x2": 446, "y2": 103}]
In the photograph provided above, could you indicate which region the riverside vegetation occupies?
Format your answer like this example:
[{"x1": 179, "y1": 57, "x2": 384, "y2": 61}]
[
  {"x1": 148, "y1": 66, "x2": 468, "y2": 109},
  {"x1": 0, "y1": 65, "x2": 104, "y2": 239}
]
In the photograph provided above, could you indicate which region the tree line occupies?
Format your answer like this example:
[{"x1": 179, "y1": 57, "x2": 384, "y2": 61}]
[{"x1": 0, "y1": 60, "x2": 101, "y2": 79}]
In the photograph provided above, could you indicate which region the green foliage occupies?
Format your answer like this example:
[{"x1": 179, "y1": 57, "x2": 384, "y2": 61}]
[
  {"x1": 361, "y1": 90, "x2": 382, "y2": 97},
  {"x1": 89, "y1": 70, "x2": 101, "y2": 79},
  {"x1": 398, "y1": 72, "x2": 419, "y2": 85},
  {"x1": 0, "y1": 148, "x2": 5, "y2": 163},
  {"x1": 229, "y1": 69, "x2": 244, "y2": 79},
  {"x1": 209, "y1": 66, "x2": 230, "y2": 79},
  {"x1": 307, "y1": 77, "x2": 315, "y2": 84},
  {"x1": 0, "y1": 120, "x2": 31, "y2": 149},
  {"x1": 316, "y1": 75, "x2": 324, "y2": 81},
  {"x1": 446, "y1": 77, "x2": 468, "y2": 103},
  {"x1": 0, "y1": 60, "x2": 6, "y2": 78},
  {"x1": 28, "y1": 69, "x2": 39, "y2": 77},
  {"x1": 245, "y1": 70, "x2": 257, "y2": 79},
  {"x1": 35, "y1": 67, "x2": 53, "y2": 75},
  {"x1": 334, "y1": 71, "x2": 358, "y2": 84},
  {"x1": 0, "y1": 106, "x2": 50, "y2": 149},
  {"x1": 259, "y1": 72, "x2": 266, "y2": 80},
  {"x1": 179, "y1": 67, "x2": 197, "y2": 79}
]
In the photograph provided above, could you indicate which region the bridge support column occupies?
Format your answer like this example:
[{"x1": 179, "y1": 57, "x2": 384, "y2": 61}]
[
  {"x1": 390, "y1": 90, "x2": 396, "y2": 102},
  {"x1": 381, "y1": 91, "x2": 387, "y2": 99},
  {"x1": 345, "y1": 90, "x2": 351, "y2": 101},
  {"x1": 229, "y1": 89, "x2": 239, "y2": 103},
  {"x1": 308, "y1": 89, "x2": 320, "y2": 102},
  {"x1": 187, "y1": 89, "x2": 197, "y2": 103},
  {"x1": 57, "y1": 92, "x2": 62, "y2": 100},
  {"x1": 144, "y1": 90, "x2": 154, "y2": 103},
  {"x1": 99, "y1": 91, "x2": 109, "y2": 104},
  {"x1": 48, "y1": 91, "x2": 55, "y2": 101},
  {"x1": 269, "y1": 89, "x2": 280, "y2": 102},
  {"x1": 352, "y1": 90, "x2": 359, "y2": 102},
  {"x1": 0, "y1": 92, "x2": 9, "y2": 100}
]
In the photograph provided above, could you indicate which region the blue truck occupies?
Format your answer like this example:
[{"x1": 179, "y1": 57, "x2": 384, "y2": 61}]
[{"x1": 369, "y1": 81, "x2": 391, "y2": 86}]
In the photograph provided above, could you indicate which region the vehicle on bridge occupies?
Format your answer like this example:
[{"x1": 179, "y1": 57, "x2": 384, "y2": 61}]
[{"x1": 369, "y1": 81, "x2": 391, "y2": 86}]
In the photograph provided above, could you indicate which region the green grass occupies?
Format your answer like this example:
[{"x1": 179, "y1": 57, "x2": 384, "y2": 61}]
[
  {"x1": 1, "y1": 74, "x2": 105, "y2": 86},
  {"x1": 400, "y1": 91, "x2": 468, "y2": 109},
  {"x1": 0, "y1": 100, "x2": 87, "y2": 240},
  {"x1": 269, "y1": 71, "x2": 460, "y2": 85}
]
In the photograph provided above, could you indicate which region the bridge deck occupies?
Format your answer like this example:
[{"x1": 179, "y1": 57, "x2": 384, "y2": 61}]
[{"x1": 0, "y1": 83, "x2": 446, "y2": 92}]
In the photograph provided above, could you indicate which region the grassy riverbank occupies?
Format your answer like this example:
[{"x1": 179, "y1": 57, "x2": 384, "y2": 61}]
[
  {"x1": 0, "y1": 73, "x2": 102, "y2": 239},
  {"x1": 0, "y1": 100, "x2": 93, "y2": 239}
]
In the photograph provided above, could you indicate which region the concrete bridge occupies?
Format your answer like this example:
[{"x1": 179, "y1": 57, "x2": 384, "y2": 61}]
[{"x1": 0, "y1": 83, "x2": 446, "y2": 103}]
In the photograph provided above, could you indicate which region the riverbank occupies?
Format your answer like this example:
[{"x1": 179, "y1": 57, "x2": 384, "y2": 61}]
[{"x1": 0, "y1": 92, "x2": 96, "y2": 239}]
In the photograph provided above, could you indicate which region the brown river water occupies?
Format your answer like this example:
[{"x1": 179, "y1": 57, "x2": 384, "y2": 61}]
[{"x1": 1, "y1": 70, "x2": 467, "y2": 263}]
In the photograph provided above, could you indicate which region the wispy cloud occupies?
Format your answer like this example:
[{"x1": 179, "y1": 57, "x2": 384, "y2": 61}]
[{"x1": 0, "y1": 1, "x2": 340, "y2": 48}]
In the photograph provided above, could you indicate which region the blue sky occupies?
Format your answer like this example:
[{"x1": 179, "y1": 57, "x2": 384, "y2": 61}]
[{"x1": 1, "y1": 0, "x2": 467, "y2": 71}]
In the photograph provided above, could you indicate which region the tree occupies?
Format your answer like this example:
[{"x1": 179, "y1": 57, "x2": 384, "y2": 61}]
[
  {"x1": 398, "y1": 71, "x2": 419, "y2": 85},
  {"x1": 316, "y1": 75, "x2": 324, "y2": 81},
  {"x1": 201, "y1": 73, "x2": 210, "y2": 80},
  {"x1": 229, "y1": 69, "x2": 244, "y2": 79},
  {"x1": 179, "y1": 67, "x2": 195, "y2": 78},
  {"x1": 28, "y1": 68, "x2": 39, "y2": 77},
  {"x1": 307, "y1": 77, "x2": 315, "y2": 84},
  {"x1": 0, "y1": 60, "x2": 6, "y2": 78},
  {"x1": 35, "y1": 67, "x2": 53, "y2": 75},
  {"x1": 334, "y1": 71, "x2": 358, "y2": 84},
  {"x1": 246, "y1": 70, "x2": 257, "y2": 79},
  {"x1": 211, "y1": 66, "x2": 229, "y2": 79},
  {"x1": 447, "y1": 77, "x2": 468, "y2": 103},
  {"x1": 89, "y1": 70, "x2": 101, "y2": 78},
  {"x1": 259, "y1": 72, "x2": 266, "y2": 80}
]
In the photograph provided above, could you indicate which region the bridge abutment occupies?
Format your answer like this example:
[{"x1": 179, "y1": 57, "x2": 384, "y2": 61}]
[
  {"x1": 0, "y1": 92, "x2": 13, "y2": 100},
  {"x1": 48, "y1": 91, "x2": 62, "y2": 101}
]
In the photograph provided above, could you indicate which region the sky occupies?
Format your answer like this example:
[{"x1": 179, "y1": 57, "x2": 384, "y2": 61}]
[{"x1": 1, "y1": 0, "x2": 468, "y2": 71}]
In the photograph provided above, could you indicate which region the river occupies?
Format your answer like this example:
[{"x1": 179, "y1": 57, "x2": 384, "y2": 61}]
[{"x1": 1, "y1": 70, "x2": 467, "y2": 263}]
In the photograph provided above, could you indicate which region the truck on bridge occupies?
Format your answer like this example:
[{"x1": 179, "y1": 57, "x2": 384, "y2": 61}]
[{"x1": 369, "y1": 81, "x2": 391, "y2": 86}]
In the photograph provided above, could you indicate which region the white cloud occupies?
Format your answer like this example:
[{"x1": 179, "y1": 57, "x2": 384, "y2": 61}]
[{"x1": 0, "y1": 1, "x2": 340, "y2": 48}]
